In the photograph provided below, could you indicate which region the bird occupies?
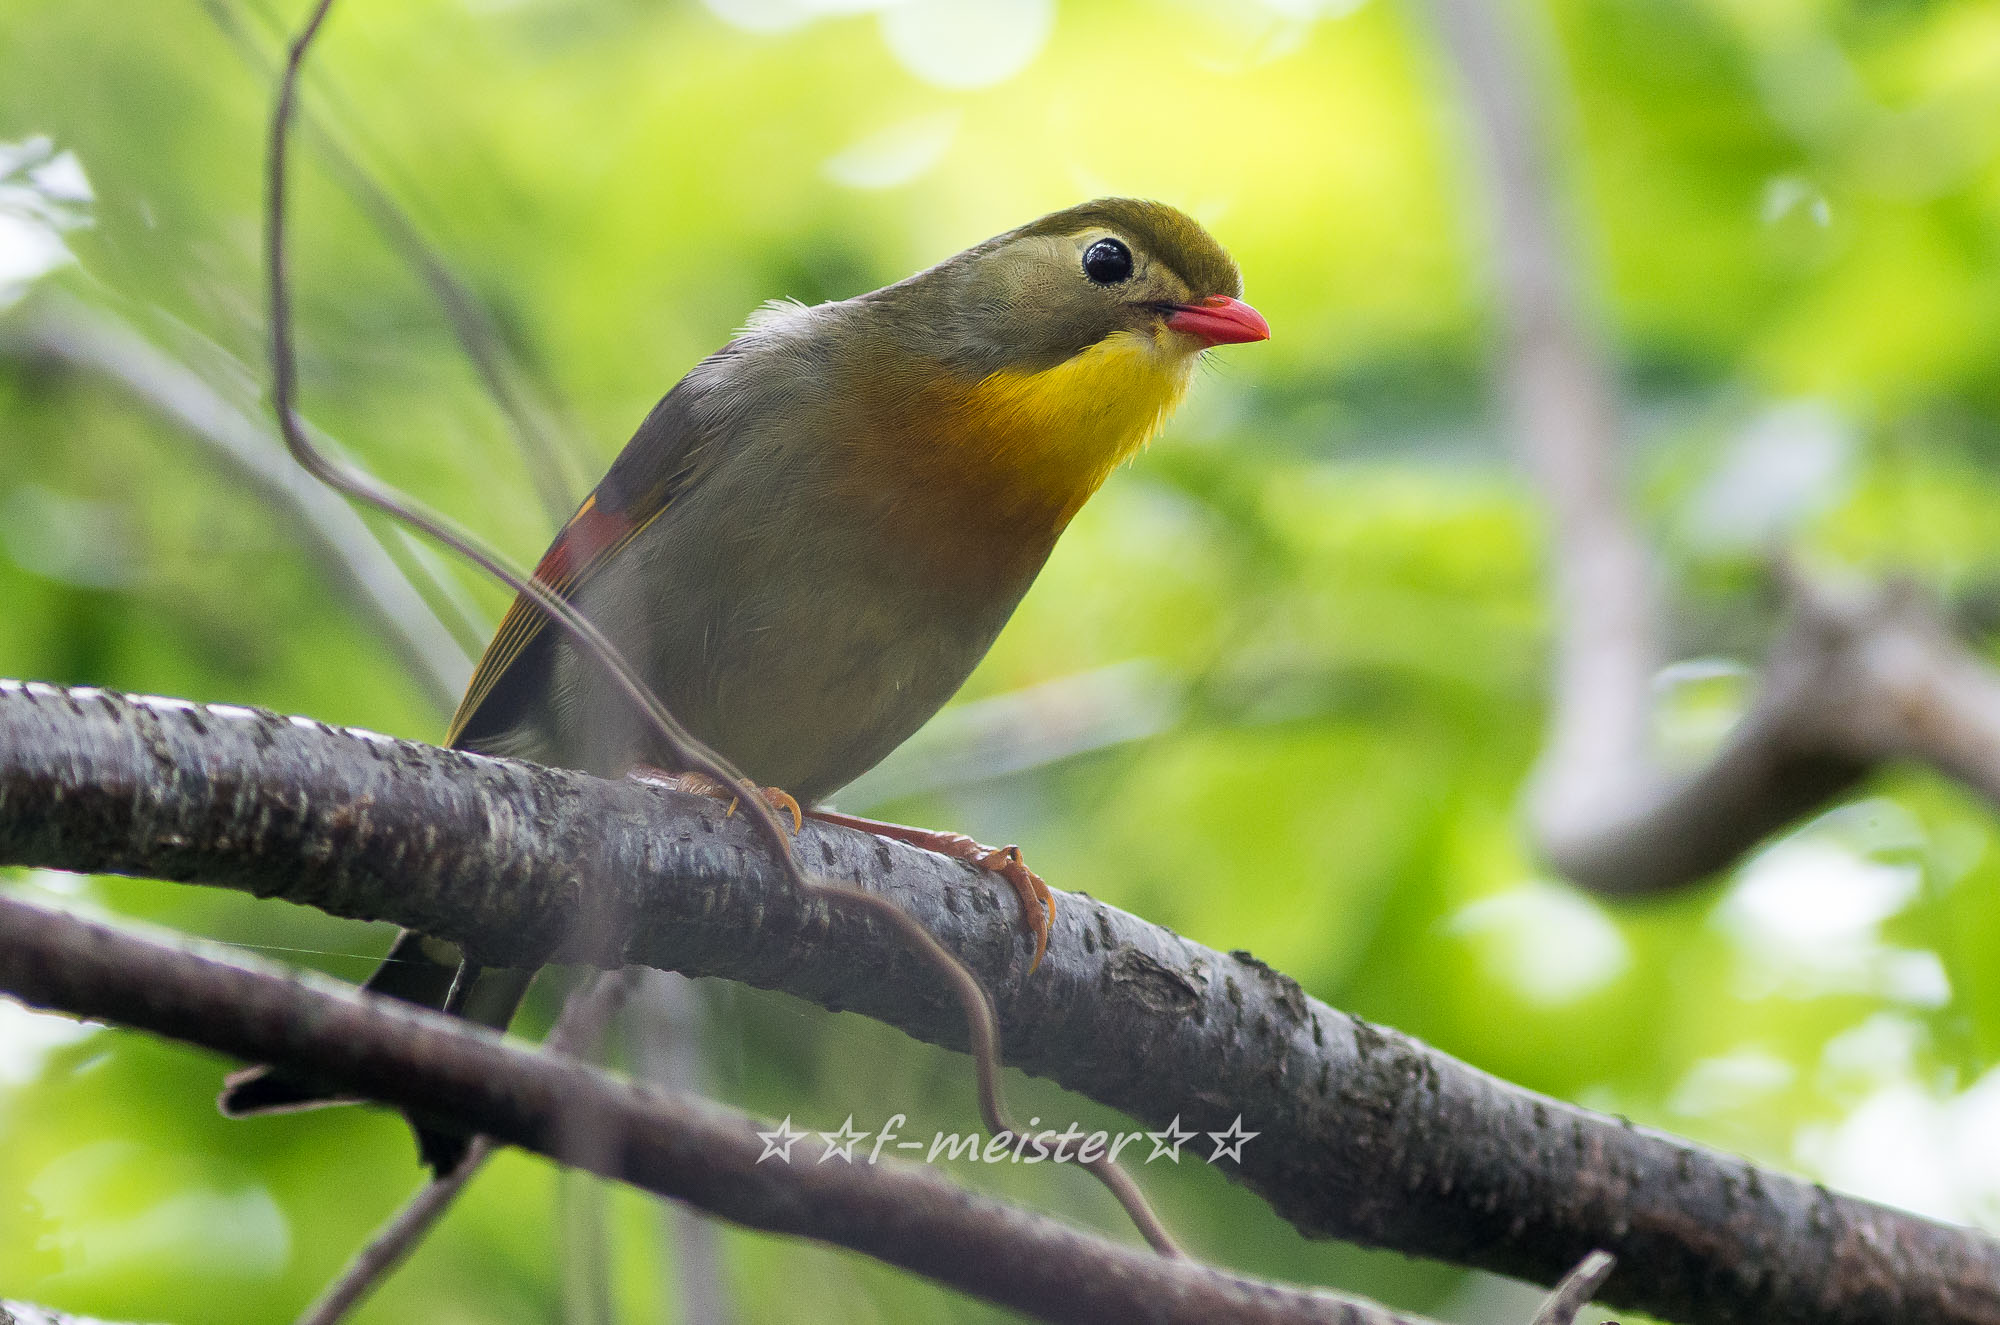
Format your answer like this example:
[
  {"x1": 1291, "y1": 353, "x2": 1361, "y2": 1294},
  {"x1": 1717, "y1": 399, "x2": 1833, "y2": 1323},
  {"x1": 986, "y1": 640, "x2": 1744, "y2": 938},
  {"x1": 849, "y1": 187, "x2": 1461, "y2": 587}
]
[{"x1": 219, "y1": 196, "x2": 1268, "y2": 1170}]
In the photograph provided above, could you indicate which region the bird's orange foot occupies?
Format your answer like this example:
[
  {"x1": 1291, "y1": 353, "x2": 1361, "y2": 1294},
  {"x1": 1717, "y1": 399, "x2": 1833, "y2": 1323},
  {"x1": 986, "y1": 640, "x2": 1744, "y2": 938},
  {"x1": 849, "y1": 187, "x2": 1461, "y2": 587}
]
[
  {"x1": 807, "y1": 810, "x2": 1055, "y2": 972},
  {"x1": 626, "y1": 765, "x2": 803, "y2": 834}
]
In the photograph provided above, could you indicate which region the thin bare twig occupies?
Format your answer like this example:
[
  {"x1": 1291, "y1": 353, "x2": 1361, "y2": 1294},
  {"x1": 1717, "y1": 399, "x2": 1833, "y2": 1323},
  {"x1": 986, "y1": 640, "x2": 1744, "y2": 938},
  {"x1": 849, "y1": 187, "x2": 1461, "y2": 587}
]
[
  {"x1": 1529, "y1": 1252, "x2": 1615, "y2": 1325},
  {"x1": 558, "y1": 1170, "x2": 615, "y2": 1325},
  {"x1": 627, "y1": 970, "x2": 733, "y2": 1325},
  {"x1": 262, "y1": 0, "x2": 1173, "y2": 1254},
  {"x1": 267, "y1": 0, "x2": 785, "y2": 888},
  {"x1": 0, "y1": 896, "x2": 1426, "y2": 1325},
  {"x1": 201, "y1": 0, "x2": 587, "y2": 527},
  {"x1": 552, "y1": 976, "x2": 626, "y2": 1325},
  {"x1": 292, "y1": 972, "x2": 632, "y2": 1325},
  {"x1": 292, "y1": 1137, "x2": 491, "y2": 1325}
]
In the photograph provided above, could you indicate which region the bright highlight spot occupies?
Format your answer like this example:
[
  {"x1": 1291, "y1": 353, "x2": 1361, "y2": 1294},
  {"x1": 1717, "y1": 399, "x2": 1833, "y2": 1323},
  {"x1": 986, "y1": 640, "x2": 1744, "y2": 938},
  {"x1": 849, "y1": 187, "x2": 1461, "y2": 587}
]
[
  {"x1": 879, "y1": 0, "x2": 1054, "y2": 90},
  {"x1": 1684, "y1": 400, "x2": 1853, "y2": 552},
  {"x1": 702, "y1": 0, "x2": 893, "y2": 35},
  {"x1": 824, "y1": 111, "x2": 961, "y2": 189},
  {"x1": 32, "y1": 1143, "x2": 294, "y2": 1280},
  {"x1": 0, "y1": 1000, "x2": 96, "y2": 1087},
  {"x1": 0, "y1": 136, "x2": 93, "y2": 308},
  {"x1": 1667, "y1": 1048, "x2": 1795, "y2": 1120},
  {"x1": 1716, "y1": 828, "x2": 1945, "y2": 1005},
  {"x1": 1449, "y1": 881, "x2": 1630, "y2": 1007}
]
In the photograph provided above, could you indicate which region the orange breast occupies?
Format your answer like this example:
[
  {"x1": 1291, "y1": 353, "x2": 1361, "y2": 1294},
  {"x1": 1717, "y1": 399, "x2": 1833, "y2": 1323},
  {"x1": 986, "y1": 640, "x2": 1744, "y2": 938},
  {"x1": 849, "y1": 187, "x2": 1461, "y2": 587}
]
[{"x1": 839, "y1": 330, "x2": 1196, "y2": 599}]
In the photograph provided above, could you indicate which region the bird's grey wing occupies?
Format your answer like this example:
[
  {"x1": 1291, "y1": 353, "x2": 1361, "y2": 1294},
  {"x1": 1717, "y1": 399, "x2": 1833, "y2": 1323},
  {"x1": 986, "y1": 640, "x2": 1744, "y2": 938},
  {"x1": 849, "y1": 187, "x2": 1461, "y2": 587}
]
[{"x1": 445, "y1": 369, "x2": 729, "y2": 755}]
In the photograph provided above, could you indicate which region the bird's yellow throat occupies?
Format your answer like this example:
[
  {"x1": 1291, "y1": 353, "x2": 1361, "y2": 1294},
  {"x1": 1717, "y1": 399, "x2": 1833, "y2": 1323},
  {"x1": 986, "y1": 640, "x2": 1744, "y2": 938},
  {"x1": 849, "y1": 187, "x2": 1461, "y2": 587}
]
[
  {"x1": 847, "y1": 328, "x2": 1198, "y2": 592},
  {"x1": 962, "y1": 329, "x2": 1196, "y2": 517}
]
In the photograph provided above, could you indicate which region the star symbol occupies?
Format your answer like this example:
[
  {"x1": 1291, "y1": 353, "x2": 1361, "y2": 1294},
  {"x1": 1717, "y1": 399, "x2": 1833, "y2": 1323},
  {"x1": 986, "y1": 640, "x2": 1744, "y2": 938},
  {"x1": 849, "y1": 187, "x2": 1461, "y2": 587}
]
[
  {"x1": 1207, "y1": 1116, "x2": 1260, "y2": 1164},
  {"x1": 756, "y1": 1115, "x2": 806, "y2": 1164},
  {"x1": 1146, "y1": 1115, "x2": 1196, "y2": 1163},
  {"x1": 818, "y1": 1115, "x2": 870, "y2": 1163}
]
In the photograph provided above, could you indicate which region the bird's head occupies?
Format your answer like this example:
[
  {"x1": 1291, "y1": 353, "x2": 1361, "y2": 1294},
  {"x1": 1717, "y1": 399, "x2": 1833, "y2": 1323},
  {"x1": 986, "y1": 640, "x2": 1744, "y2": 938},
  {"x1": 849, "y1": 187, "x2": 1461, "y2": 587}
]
[
  {"x1": 919, "y1": 197, "x2": 1269, "y2": 376},
  {"x1": 853, "y1": 199, "x2": 1265, "y2": 518}
]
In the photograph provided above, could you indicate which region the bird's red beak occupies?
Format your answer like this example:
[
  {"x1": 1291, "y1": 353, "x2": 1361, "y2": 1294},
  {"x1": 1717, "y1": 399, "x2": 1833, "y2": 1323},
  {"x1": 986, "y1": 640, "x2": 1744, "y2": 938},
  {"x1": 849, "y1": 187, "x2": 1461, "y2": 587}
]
[{"x1": 1166, "y1": 295, "x2": 1270, "y2": 347}]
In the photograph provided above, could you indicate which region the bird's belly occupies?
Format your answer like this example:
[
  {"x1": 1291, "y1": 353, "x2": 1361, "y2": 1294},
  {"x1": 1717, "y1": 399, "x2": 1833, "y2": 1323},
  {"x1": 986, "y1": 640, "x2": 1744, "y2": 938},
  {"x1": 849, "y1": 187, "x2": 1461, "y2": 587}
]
[
  {"x1": 694, "y1": 588, "x2": 983, "y2": 803},
  {"x1": 555, "y1": 510, "x2": 1023, "y2": 806}
]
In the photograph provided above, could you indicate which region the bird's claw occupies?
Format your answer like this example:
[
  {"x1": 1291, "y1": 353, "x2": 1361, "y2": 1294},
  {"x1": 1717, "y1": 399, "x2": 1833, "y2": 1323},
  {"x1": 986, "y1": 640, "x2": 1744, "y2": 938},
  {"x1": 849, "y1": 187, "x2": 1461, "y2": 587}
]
[
  {"x1": 802, "y1": 810, "x2": 1057, "y2": 972},
  {"x1": 627, "y1": 765, "x2": 803, "y2": 834},
  {"x1": 755, "y1": 785, "x2": 805, "y2": 834},
  {"x1": 974, "y1": 843, "x2": 1054, "y2": 973}
]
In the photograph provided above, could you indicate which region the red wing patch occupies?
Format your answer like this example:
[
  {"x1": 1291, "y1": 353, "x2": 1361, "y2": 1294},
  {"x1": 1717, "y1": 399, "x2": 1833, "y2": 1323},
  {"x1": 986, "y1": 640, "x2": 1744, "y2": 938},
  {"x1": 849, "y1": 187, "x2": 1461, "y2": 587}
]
[
  {"x1": 530, "y1": 495, "x2": 629, "y2": 586},
  {"x1": 444, "y1": 492, "x2": 645, "y2": 748}
]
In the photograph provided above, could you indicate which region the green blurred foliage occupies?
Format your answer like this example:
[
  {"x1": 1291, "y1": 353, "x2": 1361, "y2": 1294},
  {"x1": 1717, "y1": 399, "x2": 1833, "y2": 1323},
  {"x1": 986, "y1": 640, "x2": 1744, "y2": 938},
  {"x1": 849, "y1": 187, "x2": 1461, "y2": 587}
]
[{"x1": 2, "y1": 0, "x2": 1999, "y2": 1320}]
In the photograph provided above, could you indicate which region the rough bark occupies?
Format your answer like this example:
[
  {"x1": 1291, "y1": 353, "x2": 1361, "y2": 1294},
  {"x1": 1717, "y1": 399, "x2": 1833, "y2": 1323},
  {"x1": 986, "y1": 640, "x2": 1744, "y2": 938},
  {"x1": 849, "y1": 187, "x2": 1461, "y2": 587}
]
[
  {"x1": 2, "y1": 681, "x2": 1997, "y2": 1323},
  {"x1": 0, "y1": 892, "x2": 1519, "y2": 1325}
]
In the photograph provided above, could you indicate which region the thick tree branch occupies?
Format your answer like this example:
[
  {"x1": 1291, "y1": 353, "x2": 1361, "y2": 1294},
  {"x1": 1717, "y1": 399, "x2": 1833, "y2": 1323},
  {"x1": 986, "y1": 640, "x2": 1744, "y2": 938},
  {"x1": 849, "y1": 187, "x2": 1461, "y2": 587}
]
[
  {"x1": 1, "y1": 682, "x2": 1995, "y2": 1323},
  {"x1": 0, "y1": 893, "x2": 1488, "y2": 1325}
]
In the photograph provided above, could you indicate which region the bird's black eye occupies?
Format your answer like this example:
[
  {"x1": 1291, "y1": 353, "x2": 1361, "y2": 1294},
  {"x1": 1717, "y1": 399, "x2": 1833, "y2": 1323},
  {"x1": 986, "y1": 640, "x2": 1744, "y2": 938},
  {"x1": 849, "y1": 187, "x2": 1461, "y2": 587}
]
[{"x1": 1082, "y1": 237, "x2": 1133, "y2": 285}]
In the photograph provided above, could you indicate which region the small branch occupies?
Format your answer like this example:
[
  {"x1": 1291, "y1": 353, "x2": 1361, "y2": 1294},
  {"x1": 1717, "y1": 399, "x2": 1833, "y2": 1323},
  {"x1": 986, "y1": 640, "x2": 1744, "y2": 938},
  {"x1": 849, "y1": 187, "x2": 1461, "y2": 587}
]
[
  {"x1": 293, "y1": 973, "x2": 630, "y2": 1325},
  {"x1": 1530, "y1": 1252, "x2": 1615, "y2": 1325},
  {"x1": 0, "y1": 895, "x2": 1436, "y2": 1325},
  {"x1": 1425, "y1": 0, "x2": 1660, "y2": 853},
  {"x1": 558, "y1": 1168, "x2": 615, "y2": 1325},
  {"x1": 2, "y1": 682, "x2": 1995, "y2": 1324},
  {"x1": 626, "y1": 970, "x2": 734, "y2": 1325},
  {"x1": 2, "y1": 294, "x2": 470, "y2": 712},
  {"x1": 1546, "y1": 576, "x2": 2000, "y2": 894},
  {"x1": 1424, "y1": 0, "x2": 2000, "y2": 896},
  {"x1": 552, "y1": 976, "x2": 626, "y2": 1325},
  {"x1": 294, "y1": 1137, "x2": 491, "y2": 1325}
]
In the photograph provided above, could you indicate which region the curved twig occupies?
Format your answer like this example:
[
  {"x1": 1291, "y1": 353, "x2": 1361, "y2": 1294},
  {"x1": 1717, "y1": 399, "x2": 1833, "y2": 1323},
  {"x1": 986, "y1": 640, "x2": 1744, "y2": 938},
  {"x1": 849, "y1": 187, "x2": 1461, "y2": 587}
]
[
  {"x1": 1423, "y1": 0, "x2": 2000, "y2": 898},
  {"x1": 263, "y1": 0, "x2": 1171, "y2": 1253},
  {"x1": 200, "y1": 0, "x2": 588, "y2": 528}
]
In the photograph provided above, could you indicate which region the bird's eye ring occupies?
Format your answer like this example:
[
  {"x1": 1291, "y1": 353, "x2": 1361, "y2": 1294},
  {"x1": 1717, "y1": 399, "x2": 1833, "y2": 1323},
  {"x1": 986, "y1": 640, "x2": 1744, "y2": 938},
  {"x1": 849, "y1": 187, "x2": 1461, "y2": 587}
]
[{"x1": 1082, "y1": 238, "x2": 1133, "y2": 285}]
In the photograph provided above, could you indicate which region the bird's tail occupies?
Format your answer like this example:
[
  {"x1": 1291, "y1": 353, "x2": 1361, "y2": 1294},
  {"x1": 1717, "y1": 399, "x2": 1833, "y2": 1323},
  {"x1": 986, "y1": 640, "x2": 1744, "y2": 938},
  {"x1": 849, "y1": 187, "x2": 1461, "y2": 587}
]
[{"x1": 218, "y1": 930, "x2": 534, "y2": 1174}]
